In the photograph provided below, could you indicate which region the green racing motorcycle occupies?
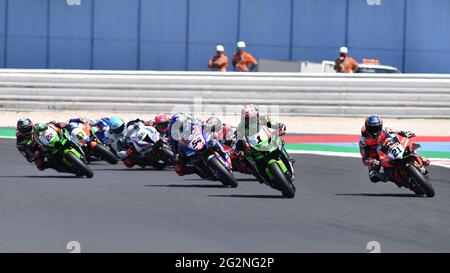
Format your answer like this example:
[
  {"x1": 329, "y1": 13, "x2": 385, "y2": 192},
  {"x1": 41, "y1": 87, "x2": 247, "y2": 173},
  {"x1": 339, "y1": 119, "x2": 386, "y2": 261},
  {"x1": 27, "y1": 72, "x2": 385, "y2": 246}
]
[
  {"x1": 34, "y1": 123, "x2": 94, "y2": 178},
  {"x1": 241, "y1": 126, "x2": 295, "y2": 198}
]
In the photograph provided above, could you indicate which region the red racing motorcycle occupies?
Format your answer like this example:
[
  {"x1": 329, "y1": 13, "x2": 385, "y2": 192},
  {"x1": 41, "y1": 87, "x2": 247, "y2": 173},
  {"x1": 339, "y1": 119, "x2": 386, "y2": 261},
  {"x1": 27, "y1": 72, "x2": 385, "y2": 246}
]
[{"x1": 377, "y1": 133, "x2": 434, "y2": 197}]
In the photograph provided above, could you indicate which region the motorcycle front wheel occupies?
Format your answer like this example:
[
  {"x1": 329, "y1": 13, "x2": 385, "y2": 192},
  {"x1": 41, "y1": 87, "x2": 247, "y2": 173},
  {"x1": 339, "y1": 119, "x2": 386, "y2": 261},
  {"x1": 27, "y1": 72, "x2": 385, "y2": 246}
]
[
  {"x1": 268, "y1": 163, "x2": 295, "y2": 198},
  {"x1": 93, "y1": 143, "x2": 118, "y2": 165},
  {"x1": 406, "y1": 164, "x2": 434, "y2": 197},
  {"x1": 208, "y1": 156, "x2": 238, "y2": 188},
  {"x1": 66, "y1": 151, "x2": 94, "y2": 178}
]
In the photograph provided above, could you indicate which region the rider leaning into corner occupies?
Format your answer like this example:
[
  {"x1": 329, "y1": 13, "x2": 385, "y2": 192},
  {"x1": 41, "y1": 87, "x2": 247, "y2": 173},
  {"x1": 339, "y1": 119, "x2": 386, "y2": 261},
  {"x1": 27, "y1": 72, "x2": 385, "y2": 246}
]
[
  {"x1": 359, "y1": 115, "x2": 430, "y2": 183},
  {"x1": 16, "y1": 118, "x2": 72, "y2": 171},
  {"x1": 233, "y1": 104, "x2": 294, "y2": 176},
  {"x1": 169, "y1": 113, "x2": 231, "y2": 177}
]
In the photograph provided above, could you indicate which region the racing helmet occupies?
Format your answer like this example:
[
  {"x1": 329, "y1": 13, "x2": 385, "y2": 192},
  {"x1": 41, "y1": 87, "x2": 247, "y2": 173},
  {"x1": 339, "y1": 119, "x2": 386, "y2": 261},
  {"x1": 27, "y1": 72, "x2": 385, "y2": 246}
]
[
  {"x1": 109, "y1": 116, "x2": 125, "y2": 135},
  {"x1": 205, "y1": 116, "x2": 223, "y2": 134},
  {"x1": 154, "y1": 113, "x2": 170, "y2": 133},
  {"x1": 242, "y1": 104, "x2": 260, "y2": 134},
  {"x1": 16, "y1": 118, "x2": 34, "y2": 137},
  {"x1": 365, "y1": 115, "x2": 383, "y2": 138}
]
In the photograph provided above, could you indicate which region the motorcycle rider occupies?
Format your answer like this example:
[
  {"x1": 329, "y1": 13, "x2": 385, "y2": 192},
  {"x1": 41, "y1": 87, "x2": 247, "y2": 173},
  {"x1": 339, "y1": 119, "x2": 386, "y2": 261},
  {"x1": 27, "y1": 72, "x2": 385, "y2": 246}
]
[
  {"x1": 108, "y1": 115, "x2": 138, "y2": 168},
  {"x1": 359, "y1": 115, "x2": 428, "y2": 183},
  {"x1": 17, "y1": 118, "x2": 72, "y2": 171},
  {"x1": 234, "y1": 104, "x2": 292, "y2": 176},
  {"x1": 144, "y1": 113, "x2": 171, "y2": 139},
  {"x1": 16, "y1": 118, "x2": 42, "y2": 167},
  {"x1": 171, "y1": 114, "x2": 202, "y2": 176},
  {"x1": 203, "y1": 116, "x2": 237, "y2": 147}
]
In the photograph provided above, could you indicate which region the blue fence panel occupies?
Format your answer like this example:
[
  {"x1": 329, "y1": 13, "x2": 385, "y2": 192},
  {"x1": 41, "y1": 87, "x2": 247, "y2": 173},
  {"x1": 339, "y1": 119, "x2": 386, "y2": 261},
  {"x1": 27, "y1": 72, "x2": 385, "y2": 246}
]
[
  {"x1": 7, "y1": 0, "x2": 48, "y2": 68},
  {"x1": 239, "y1": 0, "x2": 291, "y2": 60},
  {"x1": 0, "y1": 0, "x2": 449, "y2": 72},
  {"x1": 0, "y1": 0, "x2": 5, "y2": 67},
  {"x1": 49, "y1": 0, "x2": 92, "y2": 69},
  {"x1": 93, "y1": 0, "x2": 139, "y2": 69},
  {"x1": 188, "y1": 0, "x2": 238, "y2": 70},
  {"x1": 404, "y1": 0, "x2": 450, "y2": 72},
  {"x1": 292, "y1": 0, "x2": 347, "y2": 62},
  {"x1": 348, "y1": 0, "x2": 405, "y2": 49},
  {"x1": 405, "y1": 51, "x2": 450, "y2": 74},
  {"x1": 140, "y1": 0, "x2": 187, "y2": 70},
  {"x1": 348, "y1": 0, "x2": 404, "y2": 69},
  {"x1": 406, "y1": 0, "x2": 450, "y2": 51}
]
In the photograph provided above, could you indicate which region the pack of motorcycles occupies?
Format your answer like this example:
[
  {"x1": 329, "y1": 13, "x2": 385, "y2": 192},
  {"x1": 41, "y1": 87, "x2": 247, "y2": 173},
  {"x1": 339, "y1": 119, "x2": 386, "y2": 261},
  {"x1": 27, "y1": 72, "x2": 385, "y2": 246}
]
[{"x1": 29, "y1": 117, "x2": 434, "y2": 198}]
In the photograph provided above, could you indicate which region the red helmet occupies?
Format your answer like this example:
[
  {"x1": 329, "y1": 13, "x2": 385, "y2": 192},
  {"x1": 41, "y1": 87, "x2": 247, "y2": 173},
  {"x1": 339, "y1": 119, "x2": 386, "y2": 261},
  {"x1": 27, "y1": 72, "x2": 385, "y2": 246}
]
[
  {"x1": 241, "y1": 104, "x2": 260, "y2": 133},
  {"x1": 242, "y1": 104, "x2": 259, "y2": 119},
  {"x1": 154, "y1": 113, "x2": 170, "y2": 133}
]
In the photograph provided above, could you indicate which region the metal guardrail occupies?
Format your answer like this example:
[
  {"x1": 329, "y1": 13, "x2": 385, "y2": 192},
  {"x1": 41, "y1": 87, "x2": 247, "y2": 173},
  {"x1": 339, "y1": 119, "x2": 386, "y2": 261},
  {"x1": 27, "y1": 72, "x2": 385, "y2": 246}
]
[{"x1": 0, "y1": 69, "x2": 450, "y2": 118}]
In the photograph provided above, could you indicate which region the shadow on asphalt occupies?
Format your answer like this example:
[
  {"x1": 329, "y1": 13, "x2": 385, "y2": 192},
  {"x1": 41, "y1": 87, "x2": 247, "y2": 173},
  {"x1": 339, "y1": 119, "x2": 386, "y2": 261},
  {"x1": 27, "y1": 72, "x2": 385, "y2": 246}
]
[
  {"x1": 236, "y1": 178, "x2": 259, "y2": 182},
  {"x1": 182, "y1": 178, "x2": 258, "y2": 182},
  {"x1": 145, "y1": 184, "x2": 227, "y2": 188},
  {"x1": 335, "y1": 193, "x2": 424, "y2": 198},
  {"x1": 94, "y1": 168, "x2": 171, "y2": 171},
  {"x1": 0, "y1": 175, "x2": 80, "y2": 179},
  {"x1": 208, "y1": 194, "x2": 284, "y2": 199}
]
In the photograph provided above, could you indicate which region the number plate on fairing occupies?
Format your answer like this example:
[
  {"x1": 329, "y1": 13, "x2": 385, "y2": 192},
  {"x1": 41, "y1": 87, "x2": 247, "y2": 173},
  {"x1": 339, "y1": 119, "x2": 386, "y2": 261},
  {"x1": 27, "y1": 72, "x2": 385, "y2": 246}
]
[
  {"x1": 387, "y1": 143, "x2": 405, "y2": 160},
  {"x1": 248, "y1": 130, "x2": 269, "y2": 146}
]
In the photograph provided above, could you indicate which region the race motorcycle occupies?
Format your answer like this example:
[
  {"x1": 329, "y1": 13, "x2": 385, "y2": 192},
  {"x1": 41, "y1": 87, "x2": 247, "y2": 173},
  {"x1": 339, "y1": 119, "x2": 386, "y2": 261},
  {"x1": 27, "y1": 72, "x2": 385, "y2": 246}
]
[
  {"x1": 376, "y1": 132, "x2": 434, "y2": 197},
  {"x1": 70, "y1": 122, "x2": 118, "y2": 165},
  {"x1": 125, "y1": 123, "x2": 174, "y2": 169},
  {"x1": 35, "y1": 123, "x2": 93, "y2": 178},
  {"x1": 91, "y1": 118, "x2": 111, "y2": 146},
  {"x1": 240, "y1": 126, "x2": 296, "y2": 198},
  {"x1": 180, "y1": 125, "x2": 238, "y2": 188}
]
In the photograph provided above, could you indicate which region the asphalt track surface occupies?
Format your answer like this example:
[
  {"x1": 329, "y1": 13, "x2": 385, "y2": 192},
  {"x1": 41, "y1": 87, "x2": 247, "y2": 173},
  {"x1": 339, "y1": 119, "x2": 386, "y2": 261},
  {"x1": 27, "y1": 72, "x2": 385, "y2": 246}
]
[{"x1": 0, "y1": 138, "x2": 449, "y2": 252}]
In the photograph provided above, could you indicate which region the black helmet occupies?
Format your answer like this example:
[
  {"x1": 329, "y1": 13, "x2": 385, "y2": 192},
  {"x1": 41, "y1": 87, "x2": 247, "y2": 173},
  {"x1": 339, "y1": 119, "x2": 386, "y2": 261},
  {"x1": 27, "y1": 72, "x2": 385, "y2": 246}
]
[{"x1": 16, "y1": 118, "x2": 34, "y2": 136}]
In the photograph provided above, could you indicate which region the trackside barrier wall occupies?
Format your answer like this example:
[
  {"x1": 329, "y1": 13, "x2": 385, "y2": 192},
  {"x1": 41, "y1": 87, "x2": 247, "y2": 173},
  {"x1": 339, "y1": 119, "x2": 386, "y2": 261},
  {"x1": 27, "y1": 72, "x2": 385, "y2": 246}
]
[{"x1": 0, "y1": 69, "x2": 450, "y2": 118}]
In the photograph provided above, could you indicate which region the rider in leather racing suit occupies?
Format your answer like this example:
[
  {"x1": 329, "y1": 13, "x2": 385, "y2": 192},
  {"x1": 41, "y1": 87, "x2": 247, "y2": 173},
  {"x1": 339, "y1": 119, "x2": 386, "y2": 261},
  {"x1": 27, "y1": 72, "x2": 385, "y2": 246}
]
[
  {"x1": 233, "y1": 104, "x2": 292, "y2": 177},
  {"x1": 171, "y1": 115, "x2": 231, "y2": 177},
  {"x1": 108, "y1": 116, "x2": 137, "y2": 168},
  {"x1": 16, "y1": 118, "x2": 71, "y2": 171},
  {"x1": 359, "y1": 115, "x2": 428, "y2": 183}
]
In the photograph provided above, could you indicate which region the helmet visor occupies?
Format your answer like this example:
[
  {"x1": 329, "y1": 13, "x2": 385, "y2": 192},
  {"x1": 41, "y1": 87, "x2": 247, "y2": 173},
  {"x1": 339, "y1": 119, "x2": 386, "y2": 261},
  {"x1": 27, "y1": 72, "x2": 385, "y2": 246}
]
[
  {"x1": 367, "y1": 124, "x2": 382, "y2": 135},
  {"x1": 110, "y1": 123, "x2": 124, "y2": 135}
]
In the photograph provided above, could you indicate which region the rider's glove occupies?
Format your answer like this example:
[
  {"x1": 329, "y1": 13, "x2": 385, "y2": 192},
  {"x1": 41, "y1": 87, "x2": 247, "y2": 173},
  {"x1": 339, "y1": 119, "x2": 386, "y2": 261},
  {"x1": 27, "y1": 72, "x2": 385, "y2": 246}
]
[
  {"x1": 27, "y1": 151, "x2": 40, "y2": 162},
  {"x1": 369, "y1": 158, "x2": 381, "y2": 167},
  {"x1": 398, "y1": 131, "x2": 416, "y2": 138},
  {"x1": 117, "y1": 150, "x2": 128, "y2": 159},
  {"x1": 278, "y1": 123, "x2": 287, "y2": 136}
]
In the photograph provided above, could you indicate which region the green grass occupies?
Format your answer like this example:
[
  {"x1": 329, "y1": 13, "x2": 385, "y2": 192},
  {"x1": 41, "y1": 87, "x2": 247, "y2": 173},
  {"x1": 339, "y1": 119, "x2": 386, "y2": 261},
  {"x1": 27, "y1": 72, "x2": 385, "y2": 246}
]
[
  {"x1": 0, "y1": 128, "x2": 15, "y2": 137},
  {"x1": 285, "y1": 143, "x2": 450, "y2": 159}
]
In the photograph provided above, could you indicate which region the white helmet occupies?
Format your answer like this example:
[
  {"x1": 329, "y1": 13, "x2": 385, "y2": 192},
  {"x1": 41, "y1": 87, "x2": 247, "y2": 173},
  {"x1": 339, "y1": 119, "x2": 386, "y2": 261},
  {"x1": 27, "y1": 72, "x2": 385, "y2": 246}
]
[
  {"x1": 216, "y1": 45, "x2": 224, "y2": 52},
  {"x1": 237, "y1": 41, "x2": 246, "y2": 48},
  {"x1": 339, "y1": 46, "x2": 348, "y2": 54}
]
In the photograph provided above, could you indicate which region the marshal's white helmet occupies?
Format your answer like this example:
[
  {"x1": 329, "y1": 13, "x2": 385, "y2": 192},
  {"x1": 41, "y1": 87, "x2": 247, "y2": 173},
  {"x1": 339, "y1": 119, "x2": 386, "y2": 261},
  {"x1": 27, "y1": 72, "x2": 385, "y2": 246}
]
[
  {"x1": 339, "y1": 46, "x2": 348, "y2": 54},
  {"x1": 237, "y1": 41, "x2": 246, "y2": 49},
  {"x1": 216, "y1": 45, "x2": 224, "y2": 52}
]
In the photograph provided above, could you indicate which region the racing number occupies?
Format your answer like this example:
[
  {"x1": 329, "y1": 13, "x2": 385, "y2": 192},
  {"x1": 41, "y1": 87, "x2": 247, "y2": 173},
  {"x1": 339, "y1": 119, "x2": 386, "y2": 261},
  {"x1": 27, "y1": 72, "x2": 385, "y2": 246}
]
[
  {"x1": 45, "y1": 133, "x2": 53, "y2": 142},
  {"x1": 256, "y1": 135, "x2": 263, "y2": 143},
  {"x1": 138, "y1": 131, "x2": 146, "y2": 140},
  {"x1": 192, "y1": 138, "x2": 201, "y2": 149},
  {"x1": 390, "y1": 146, "x2": 402, "y2": 158}
]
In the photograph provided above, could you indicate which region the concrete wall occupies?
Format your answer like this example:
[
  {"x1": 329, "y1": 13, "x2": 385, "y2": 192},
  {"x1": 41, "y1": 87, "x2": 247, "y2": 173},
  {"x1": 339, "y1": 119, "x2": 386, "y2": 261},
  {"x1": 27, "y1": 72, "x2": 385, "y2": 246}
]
[{"x1": 0, "y1": 0, "x2": 449, "y2": 73}]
